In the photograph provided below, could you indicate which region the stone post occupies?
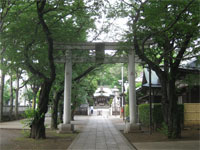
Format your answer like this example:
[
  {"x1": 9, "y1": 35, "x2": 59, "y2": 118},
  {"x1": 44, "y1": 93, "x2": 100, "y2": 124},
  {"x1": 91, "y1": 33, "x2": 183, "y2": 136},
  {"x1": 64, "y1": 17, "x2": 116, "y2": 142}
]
[
  {"x1": 58, "y1": 50, "x2": 73, "y2": 133},
  {"x1": 125, "y1": 49, "x2": 140, "y2": 133}
]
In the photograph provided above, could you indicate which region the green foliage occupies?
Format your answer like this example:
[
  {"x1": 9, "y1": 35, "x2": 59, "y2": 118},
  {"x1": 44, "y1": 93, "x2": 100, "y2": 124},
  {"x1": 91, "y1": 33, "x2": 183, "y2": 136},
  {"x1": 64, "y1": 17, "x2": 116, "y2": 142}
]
[
  {"x1": 119, "y1": 0, "x2": 199, "y2": 138},
  {"x1": 21, "y1": 108, "x2": 44, "y2": 128},
  {"x1": 152, "y1": 104, "x2": 164, "y2": 125},
  {"x1": 125, "y1": 90, "x2": 129, "y2": 104},
  {"x1": 108, "y1": 99, "x2": 113, "y2": 106},
  {"x1": 158, "y1": 122, "x2": 169, "y2": 136},
  {"x1": 94, "y1": 64, "x2": 128, "y2": 89},
  {"x1": 21, "y1": 129, "x2": 30, "y2": 138},
  {"x1": 138, "y1": 104, "x2": 152, "y2": 126},
  {"x1": 180, "y1": 74, "x2": 200, "y2": 88},
  {"x1": 21, "y1": 108, "x2": 36, "y2": 127},
  {"x1": 125, "y1": 104, "x2": 129, "y2": 118},
  {"x1": 177, "y1": 104, "x2": 184, "y2": 124},
  {"x1": 23, "y1": 89, "x2": 34, "y2": 103},
  {"x1": 3, "y1": 84, "x2": 10, "y2": 105},
  {"x1": 136, "y1": 82, "x2": 142, "y2": 88},
  {"x1": 138, "y1": 103, "x2": 184, "y2": 127}
]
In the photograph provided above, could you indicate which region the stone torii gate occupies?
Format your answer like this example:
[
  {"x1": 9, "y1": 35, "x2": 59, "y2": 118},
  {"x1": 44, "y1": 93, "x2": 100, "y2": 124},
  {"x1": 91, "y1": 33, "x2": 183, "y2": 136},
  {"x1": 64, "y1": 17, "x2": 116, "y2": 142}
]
[{"x1": 54, "y1": 42, "x2": 141, "y2": 133}]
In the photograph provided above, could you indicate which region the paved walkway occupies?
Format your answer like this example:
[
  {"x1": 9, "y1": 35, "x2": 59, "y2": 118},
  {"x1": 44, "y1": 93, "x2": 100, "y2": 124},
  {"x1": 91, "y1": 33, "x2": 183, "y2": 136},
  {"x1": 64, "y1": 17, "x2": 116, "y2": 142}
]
[{"x1": 68, "y1": 116, "x2": 135, "y2": 150}]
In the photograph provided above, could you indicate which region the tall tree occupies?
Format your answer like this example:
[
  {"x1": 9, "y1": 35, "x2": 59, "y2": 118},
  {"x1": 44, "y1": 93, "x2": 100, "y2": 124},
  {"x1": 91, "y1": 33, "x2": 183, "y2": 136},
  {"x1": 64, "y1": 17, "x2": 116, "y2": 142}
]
[
  {"x1": 119, "y1": 0, "x2": 200, "y2": 138},
  {"x1": 0, "y1": 0, "x2": 16, "y2": 122},
  {"x1": 2, "y1": 0, "x2": 96, "y2": 138}
]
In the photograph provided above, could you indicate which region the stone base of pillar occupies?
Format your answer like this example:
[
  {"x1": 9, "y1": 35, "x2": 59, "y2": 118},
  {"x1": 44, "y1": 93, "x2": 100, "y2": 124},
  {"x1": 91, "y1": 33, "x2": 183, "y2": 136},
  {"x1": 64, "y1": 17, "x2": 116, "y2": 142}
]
[
  {"x1": 57, "y1": 123, "x2": 74, "y2": 134},
  {"x1": 124, "y1": 122, "x2": 141, "y2": 133}
]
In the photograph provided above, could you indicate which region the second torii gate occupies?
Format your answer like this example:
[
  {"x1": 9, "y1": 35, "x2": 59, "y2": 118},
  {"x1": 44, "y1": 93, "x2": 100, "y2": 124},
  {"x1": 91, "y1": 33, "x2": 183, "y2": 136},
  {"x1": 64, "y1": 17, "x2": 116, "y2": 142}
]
[{"x1": 54, "y1": 42, "x2": 141, "y2": 133}]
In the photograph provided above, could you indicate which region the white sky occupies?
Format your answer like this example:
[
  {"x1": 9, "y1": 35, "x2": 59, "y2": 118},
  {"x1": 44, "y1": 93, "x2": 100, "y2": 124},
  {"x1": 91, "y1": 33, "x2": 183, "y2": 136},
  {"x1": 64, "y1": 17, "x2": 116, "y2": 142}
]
[
  {"x1": 87, "y1": 17, "x2": 129, "y2": 42},
  {"x1": 86, "y1": 0, "x2": 129, "y2": 42}
]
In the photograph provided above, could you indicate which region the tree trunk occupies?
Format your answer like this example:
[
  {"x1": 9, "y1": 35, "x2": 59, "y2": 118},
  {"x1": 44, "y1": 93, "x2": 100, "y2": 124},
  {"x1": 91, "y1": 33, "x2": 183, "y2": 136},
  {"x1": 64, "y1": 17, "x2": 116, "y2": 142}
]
[
  {"x1": 167, "y1": 77, "x2": 181, "y2": 138},
  {"x1": 71, "y1": 101, "x2": 77, "y2": 121},
  {"x1": 58, "y1": 100, "x2": 63, "y2": 123},
  {"x1": 33, "y1": 94, "x2": 37, "y2": 110},
  {"x1": 31, "y1": 84, "x2": 39, "y2": 110},
  {"x1": 15, "y1": 72, "x2": 20, "y2": 119},
  {"x1": 30, "y1": 81, "x2": 52, "y2": 139},
  {"x1": 29, "y1": 0, "x2": 56, "y2": 139},
  {"x1": 71, "y1": 108, "x2": 76, "y2": 121},
  {"x1": 0, "y1": 69, "x2": 5, "y2": 122},
  {"x1": 51, "y1": 90, "x2": 63, "y2": 129},
  {"x1": 30, "y1": 115, "x2": 46, "y2": 139},
  {"x1": 160, "y1": 72, "x2": 181, "y2": 139},
  {"x1": 9, "y1": 76, "x2": 13, "y2": 117}
]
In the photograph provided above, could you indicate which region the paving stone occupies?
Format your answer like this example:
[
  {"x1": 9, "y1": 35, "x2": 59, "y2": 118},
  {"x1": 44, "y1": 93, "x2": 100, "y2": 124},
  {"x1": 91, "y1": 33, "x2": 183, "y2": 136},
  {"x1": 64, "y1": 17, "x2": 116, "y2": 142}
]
[{"x1": 67, "y1": 116, "x2": 135, "y2": 150}]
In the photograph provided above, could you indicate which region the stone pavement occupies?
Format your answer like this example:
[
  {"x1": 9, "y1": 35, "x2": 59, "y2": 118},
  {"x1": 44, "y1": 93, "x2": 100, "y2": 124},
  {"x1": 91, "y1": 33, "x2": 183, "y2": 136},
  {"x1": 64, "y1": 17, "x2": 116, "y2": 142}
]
[{"x1": 68, "y1": 116, "x2": 135, "y2": 150}]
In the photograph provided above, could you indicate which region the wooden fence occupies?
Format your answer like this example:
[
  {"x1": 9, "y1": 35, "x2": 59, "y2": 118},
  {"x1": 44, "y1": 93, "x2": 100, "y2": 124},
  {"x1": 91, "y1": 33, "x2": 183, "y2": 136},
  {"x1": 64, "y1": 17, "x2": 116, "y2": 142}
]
[{"x1": 184, "y1": 103, "x2": 200, "y2": 127}]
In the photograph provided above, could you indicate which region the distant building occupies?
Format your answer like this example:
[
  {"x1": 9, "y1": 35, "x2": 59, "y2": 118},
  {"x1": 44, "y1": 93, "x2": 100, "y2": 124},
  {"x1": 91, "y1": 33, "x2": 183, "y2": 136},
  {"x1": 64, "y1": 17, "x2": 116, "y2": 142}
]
[
  {"x1": 136, "y1": 58, "x2": 200, "y2": 104},
  {"x1": 93, "y1": 86, "x2": 121, "y2": 116},
  {"x1": 93, "y1": 86, "x2": 114, "y2": 108}
]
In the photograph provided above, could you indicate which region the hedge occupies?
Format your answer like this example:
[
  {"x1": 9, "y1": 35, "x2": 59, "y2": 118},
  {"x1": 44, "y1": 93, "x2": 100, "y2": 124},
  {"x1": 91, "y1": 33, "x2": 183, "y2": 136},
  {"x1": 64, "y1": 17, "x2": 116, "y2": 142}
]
[
  {"x1": 125, "y1": 104, "x2": 129, "y2": 118},
  {"x1": 138, "y1": 103, "x2": 184, "y2": 127}
]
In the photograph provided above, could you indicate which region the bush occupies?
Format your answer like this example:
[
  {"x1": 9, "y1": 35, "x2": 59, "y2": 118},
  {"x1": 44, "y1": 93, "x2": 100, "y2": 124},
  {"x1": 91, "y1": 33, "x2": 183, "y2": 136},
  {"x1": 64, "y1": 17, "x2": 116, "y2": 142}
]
[
  {"x1": 21, "y1": 108, "x2": 36, "y2": 128},
  {"x1": 138, "y1": 103, "x2": 184, "y2": 128},
  {"x1": 21, "y1": 108, "x2": 44, "y2": 128},
  {"x1": 125, "y1": 104, "x2": 129, "y2": 118},
  {"x1": 138, "y1": 103, "x2": 152, "y2": 126}
]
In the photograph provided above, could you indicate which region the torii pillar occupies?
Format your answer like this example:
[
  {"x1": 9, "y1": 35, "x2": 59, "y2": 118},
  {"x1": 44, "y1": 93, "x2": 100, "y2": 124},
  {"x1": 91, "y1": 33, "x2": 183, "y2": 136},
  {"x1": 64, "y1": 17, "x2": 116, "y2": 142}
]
[
  {"x1": 125, "y1": 49, "x2": 140, "y2": 132},
  {"x1": 58, "y1": 50, "x2": 74, "y2": 133}
]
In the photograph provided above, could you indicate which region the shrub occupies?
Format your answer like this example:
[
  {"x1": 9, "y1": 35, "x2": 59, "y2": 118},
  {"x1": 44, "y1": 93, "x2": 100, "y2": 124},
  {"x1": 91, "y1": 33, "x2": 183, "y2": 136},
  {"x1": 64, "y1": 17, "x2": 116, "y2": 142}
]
[
  {"x1": 158, "y1": 122, "x2": 168, "y2": 136},
  {"x1": 138, "y1": 103, "x2": 151, "y2": 126},
  {"x1": 21, "y1": 108, "x2": 36, "y2": 128},
  {"x1": 21, "y1": 108, "x2": 44, "y2": 128},
  {"x1": 125, "y1": 104, "x2": 129, "y2": 118},
  {"x1": 138, "y1": 103, "x2": 184, "y2": 128}
]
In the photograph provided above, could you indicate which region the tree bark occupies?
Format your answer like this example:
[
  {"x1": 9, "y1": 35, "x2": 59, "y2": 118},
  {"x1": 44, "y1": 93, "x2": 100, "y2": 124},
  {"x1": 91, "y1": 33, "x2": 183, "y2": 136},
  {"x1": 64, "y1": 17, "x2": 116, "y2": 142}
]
[
  {"x1": 9, "y1": 75, "x2": 13, "y2": 117},
  {"x1": 159, "y1": 70, "x2": 181, "y2": 138},
  {"x1": 58, "y1": 99, "x2": 63, "y2": 123},
  {"x1": 167, "y1": 71, "x2": 181, "y2": 138},
  {"x1": 30, "y1": 81, "x2": 53, "y2": 139},
  {"x1": 33, "y1": 94, "x2": 37, "y2": 110},
  {"x1": 51, "y1": 90, "x2": 63, "y2": 129},
  {"x1": 31, "y1": 83, "x2": 39, "y2": 110},
  {"x1": 15, "y1": 71, "x2": 20, "y2": 119},
  {"x1": 71, "y1": 107, "x2": 76, "y2": 121},
  {"x1": 30, "y1": 114, "x2": 46, "y2": 139},
  {"x1": 0, "y1": 69, "x2": 5, "y2": 122}
]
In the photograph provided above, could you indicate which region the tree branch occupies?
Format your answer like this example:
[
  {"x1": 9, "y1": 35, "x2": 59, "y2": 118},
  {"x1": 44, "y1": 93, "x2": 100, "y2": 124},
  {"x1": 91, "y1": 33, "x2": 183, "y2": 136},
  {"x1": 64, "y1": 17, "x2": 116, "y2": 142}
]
[
  {"x1": 24, "y1": 40, "x2": 48, "y2": 80},
  {"x1": 173, "y1": 33, "x2": 193, "y2": 69},
  {"x1": 162, "y1": 0, "x2": 195, "y2": 33},
  {"x1": 73, "y1": 64, "x2": 102, "y2": 82},
  {"x1": 36, "y1": 0, "x2": 56, "y2": 82}
]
